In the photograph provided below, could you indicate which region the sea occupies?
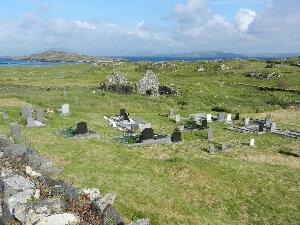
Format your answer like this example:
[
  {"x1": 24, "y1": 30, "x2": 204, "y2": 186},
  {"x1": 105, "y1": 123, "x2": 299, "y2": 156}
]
[{"x1": 0, "y1": 56, "x2": 278, "y2": 66}]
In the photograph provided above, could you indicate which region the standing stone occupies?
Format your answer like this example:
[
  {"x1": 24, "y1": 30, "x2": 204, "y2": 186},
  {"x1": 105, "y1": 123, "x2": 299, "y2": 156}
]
[
  {"x1": 250, "y1": 139, "x2": 255, "y2": 147},
  {"x1": 175, "y1": 114, "x2": 181, "y2": 124},
  {"x1": 271, "y1": 122, "x2": 277, "y2": 132},
  {"x1": 3, "y1": 112, "x2": 9, "y2": 121},
  {"x1": 36, "y1": 109, "x2": 45, "y2": 123},
  {"x1": 202, "y1": 119, "x2": 208, "y2": 129},
  {"x1": 244, "y1": 117, "x2": 250, "y2": 127},
  {"x1": 22, "y1": 105, "x2": 32, "y2": 118},
  {"x1": 171, "y1": 131, "x2": 182, "y2": 142},
  {"x1": 61, "y1": 104, "x2": 70, "y2": 115},
  {"x1": 77, "y1": 122, "x2": 88, "y2": 134},
  {"x1": 206, "y1": 114, "x2": 212, "y2": 122},
  {"x1": 218, "y1": 112, "x2": 225, "y2": 122},
  {"x1": 119, "y1": 109, "x2": 126, "y2": 117},
  {"x1": 141, "y1": 128, "x2": 154, "y2": 141},
  {"x1": 27, "y1": 118, "x2": 36, "y2": 128},
  {"x1": 207, "y1": 127, "x2": 213, "y2": 141},
  {"x1": 11, "y1": 123, "x2": 22, "y2": 139},
  {"x1": 265, "y1": 114, "x2": 271, "y2": 128},
  {"x1": 234, "y1": 113, "x2": 240, "y2": 120}
]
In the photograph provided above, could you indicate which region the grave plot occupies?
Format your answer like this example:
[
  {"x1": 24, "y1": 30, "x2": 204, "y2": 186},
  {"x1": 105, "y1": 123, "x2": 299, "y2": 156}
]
[
  {"x1": 61, "y1": 122, "x2": 100, "y2": 139},
  {"x1": 104, "y1": 109, "x2": 151, "y2": 133},
  {"x1": 21, "y1": 105, "x2": 46, "y2": 128},
  {"x1": 116, "y1": 128, "x2": 182, "y2": 145}
]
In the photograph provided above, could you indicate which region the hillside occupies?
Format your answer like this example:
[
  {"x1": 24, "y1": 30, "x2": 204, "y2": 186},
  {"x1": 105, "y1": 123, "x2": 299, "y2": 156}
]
[
  {"x1": 13, "y1": 50, "x2": 120, "y2": 63},
  {"x1": 0, "y1": 58, "x2": 299, "y2": 225}
]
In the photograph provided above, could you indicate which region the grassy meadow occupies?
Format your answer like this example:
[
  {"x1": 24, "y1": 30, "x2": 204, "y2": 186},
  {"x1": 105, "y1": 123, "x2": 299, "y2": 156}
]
[{"x1": 0, "y1": 59, "x2": 299, "y2": 225}]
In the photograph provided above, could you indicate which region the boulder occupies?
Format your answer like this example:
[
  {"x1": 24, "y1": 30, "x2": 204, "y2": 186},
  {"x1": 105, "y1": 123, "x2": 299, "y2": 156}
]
[
  {"x1": 35, "y1": 213, "x2": 80, "y2": 225},
  {"x1": 0, "y1": 134, "x2": 12, "y2": 149},
  {"x1": 2, "y1": 144, "x2": 27, "y2": 158},
  {"x1": 92, "y1": 192, "x2": 116, "y2": 213}
]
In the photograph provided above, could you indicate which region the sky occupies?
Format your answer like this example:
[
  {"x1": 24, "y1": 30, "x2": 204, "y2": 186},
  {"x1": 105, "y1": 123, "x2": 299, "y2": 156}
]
[{"x1": 0, "y1": 0, "x2": 299, "y2": 56}]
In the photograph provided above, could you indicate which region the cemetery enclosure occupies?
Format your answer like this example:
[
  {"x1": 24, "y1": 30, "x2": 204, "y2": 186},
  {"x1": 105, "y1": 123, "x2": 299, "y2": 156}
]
[{"x1": 0, "y1": 60, "x2": 299, "y2": 225}]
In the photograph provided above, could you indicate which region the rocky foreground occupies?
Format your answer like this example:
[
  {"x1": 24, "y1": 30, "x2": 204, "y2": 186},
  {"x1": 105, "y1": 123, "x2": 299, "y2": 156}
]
[{"x1": 0, "y1": 134, "x2": 149, "y2": 225}]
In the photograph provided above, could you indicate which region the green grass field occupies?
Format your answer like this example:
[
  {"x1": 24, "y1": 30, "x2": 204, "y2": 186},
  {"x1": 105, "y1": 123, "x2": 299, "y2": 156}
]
[{"x1": 0, "y1": 59, "x2": 299, "y2": 225}]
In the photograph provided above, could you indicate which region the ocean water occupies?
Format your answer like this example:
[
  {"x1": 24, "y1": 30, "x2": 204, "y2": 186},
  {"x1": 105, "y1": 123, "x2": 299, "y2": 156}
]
[{"x1": 0, "y1": 58, "x2": 75, "y2": 67}]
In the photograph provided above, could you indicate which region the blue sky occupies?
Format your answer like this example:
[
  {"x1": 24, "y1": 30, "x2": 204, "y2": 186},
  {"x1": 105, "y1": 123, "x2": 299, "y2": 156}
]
[{"x1": 0, "y1": 0, "x2": 299, "y2": 55}]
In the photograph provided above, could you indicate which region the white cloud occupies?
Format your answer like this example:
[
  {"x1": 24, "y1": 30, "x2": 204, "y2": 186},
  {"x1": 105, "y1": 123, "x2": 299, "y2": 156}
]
[
  {"x1": 235, "y1": 8, "x2": 256, "y2": 32},
  {"x1": 73, "y1": 20, "x2": 97, "y2": 30}
]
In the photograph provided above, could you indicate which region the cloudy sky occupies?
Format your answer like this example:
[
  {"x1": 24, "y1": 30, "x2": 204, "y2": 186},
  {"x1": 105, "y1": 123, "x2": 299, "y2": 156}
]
[{"x1": 0, "y1": 0, "x2": 299, "y2": 56}]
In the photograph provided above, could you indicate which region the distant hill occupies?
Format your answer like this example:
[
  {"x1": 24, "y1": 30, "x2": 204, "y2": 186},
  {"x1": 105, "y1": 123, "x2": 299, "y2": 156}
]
[
  {"x1": 162, "y1": 51, "x2": 246, "y2": 59},
  {"x1": 13, "y1": 50, "x2": 121, "y2": 63}
]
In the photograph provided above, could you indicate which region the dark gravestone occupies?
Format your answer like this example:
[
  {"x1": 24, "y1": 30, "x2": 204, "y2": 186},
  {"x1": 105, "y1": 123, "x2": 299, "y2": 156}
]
[
  {"x1": 258, "y1": 123, "x2": 264, "y2": 132},
  {"x1": 171, "y1": 131, "x2": 182, "y2": 142},
  {"x1": 141, "y1": 128, "x2": 154, "y2": 141},
  {"x1": 234, "y1": 113, "x2": 240, "y2": 120},
  {"x1": 119, "y1": 109, "x2": 126, "y2": 117},
  {"x1": 202, "y1": 119, "x2": 208, "y2": 129},
  {"x1": 77, "y1": 122, "x2": 88, "y2": 134}
]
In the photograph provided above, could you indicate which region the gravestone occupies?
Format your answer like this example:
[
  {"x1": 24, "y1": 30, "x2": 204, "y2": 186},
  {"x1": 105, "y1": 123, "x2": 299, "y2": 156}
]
[
  {"x1": 208, "y1": 127, "x2": 213, "y2": 141},
  {"x1": 175, "y1": 114, "x2": 181, "y2": 124},
  {"x1": 258, "y1": 123, "x2": 264, "y2": 132},
  {"x1": 63, "y1": 88, "x2": 68, "y2": 97},
  {"x1": 218, "y1": 112, "x2": 225, "y2": 122},
  {"x1": 3, "y1": 112, "x2": 9, "y2": 121},
  {"x1": 36, "y1": 109, "x2": 45, "y2": 123},
  {"x1": 179, "y1": 125, "x2": 185, "y2": 132},
  {"x1": 206, "y1": 114, "x2": 212, "y2": 122},
  {"x1": 11, "y1": 123, "x2": 22, "y2": 138},
  {"x1": 22, "y1": 105, "x2": 32, "y2": 118},
  {"x1": 168, "y1": 109, "x2": 174, "y2": 118},
  {"x1": 141, "y1": 128, "x2": 154, "y2": 141},
  {"x1": 208, "y1": 144, "x2": 215, "y2": 153},
  {"x1": 124, "y1": 113, "x2": 130, "y2": 121},
  {"x1": 244, "y1": 117, "x2": 250, "y2": 127},
  {"x1": 226, "y1": 114, "x2": 232, "y2": 122},
  {"x1": 250, "y1": 139, "x2": 255, "y2": 147},
  {"x1": 271, "y1": 122, "x2": 277, "y2": 132},
  {"x1": 77, "y1": 122, "x2": 88, "y2": 134},
  {"x1": 171, "y1": 131, "x2": 182, "y2": 142},
  {"x1": 265, "y1": 114, "x2": 271, "y2": 128},
  {"x1": 202, "y1": 119, "x2": 208, "y2": 129},
  {"x1": 61, "y1": 104, "x2": 70, "y2": 114},
  {"x1": 234, "y1": 113, "x2": 240, "y2": 120},
  {"x1": 27, "y1": 117, "x2": 36, "y2": 128},
  {"x1": 120, "y1": 109, "x2": 126, "y2": 117}
]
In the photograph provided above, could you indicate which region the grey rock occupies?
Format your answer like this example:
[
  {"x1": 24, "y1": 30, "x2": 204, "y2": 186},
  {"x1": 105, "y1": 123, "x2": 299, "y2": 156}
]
[
  {"x1": 0, "y1": 134, "x2": 12, "y2": 148},
  {"x1": 0, "y1": 174, "x2": 34, "y2": 197},
  {"x1": 10, "y1": 123, "x2": 22, "y2": 139},
  {"x1": 103, "y1": 204, "x2": 124, "y2": 225},
  {"x1": 2, "y1": 144, "x2": 28, "y2": 158},
  {"x1": 137, "y1": 70, "x2": 159, "y2": 96},
  {"x1": 92, "y1": 192, "x2": 116, "y2": 213},
  {"x1": 35, "y1": 213, "x2": 80, "y2": 225},
  {"x1": 129, "y1": 218, "x2": 151, "y2": 225}
]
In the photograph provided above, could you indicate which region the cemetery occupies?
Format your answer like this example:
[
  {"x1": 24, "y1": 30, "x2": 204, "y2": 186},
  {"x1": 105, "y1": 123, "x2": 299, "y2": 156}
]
[{"x1": 0, "y1": 58, "x2": 299, "y2": 225}]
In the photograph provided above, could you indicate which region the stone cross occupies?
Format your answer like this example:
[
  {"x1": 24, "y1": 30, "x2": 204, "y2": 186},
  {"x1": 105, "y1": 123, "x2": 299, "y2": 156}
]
[
  {"x1": 208, "y1": 127, "x2": 213, "y2": 141},
  {"x1": 36, "y1": 109, "x2": 45, "y2": 123},
  {"x1": 11, "y1": 123, "x2": 22, "y2": 138},
  {"x1": 22, "y1": 105, "x2": 32, "y2": 118}
]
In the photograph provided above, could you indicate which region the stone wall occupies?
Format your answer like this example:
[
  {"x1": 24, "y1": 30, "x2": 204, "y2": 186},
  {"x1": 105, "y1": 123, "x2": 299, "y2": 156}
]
[{"x1": 0, "y1": 134, "x2": 149, "y2": 225}]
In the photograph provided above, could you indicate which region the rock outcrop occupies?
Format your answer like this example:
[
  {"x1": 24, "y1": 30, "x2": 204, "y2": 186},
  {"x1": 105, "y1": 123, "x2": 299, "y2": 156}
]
[{"x1": 0, "y1": 134, "x2": 149, "y2": 225}]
